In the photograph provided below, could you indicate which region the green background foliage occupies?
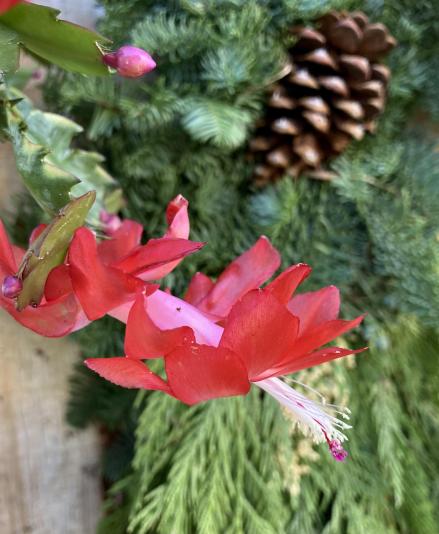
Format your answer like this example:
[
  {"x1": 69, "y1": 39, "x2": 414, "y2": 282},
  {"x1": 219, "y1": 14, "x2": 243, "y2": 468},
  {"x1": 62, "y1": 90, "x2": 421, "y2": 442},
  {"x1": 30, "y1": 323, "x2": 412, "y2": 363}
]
[{"x1": 10, "y1": 0, "x2": 439, "y2": 532}]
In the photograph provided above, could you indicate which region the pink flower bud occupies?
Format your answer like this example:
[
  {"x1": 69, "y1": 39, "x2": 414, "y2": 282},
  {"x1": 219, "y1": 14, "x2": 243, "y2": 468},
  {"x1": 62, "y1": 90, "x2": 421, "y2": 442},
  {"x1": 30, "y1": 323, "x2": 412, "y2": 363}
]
[
  {"x1": 103, "y1": 46, "x2": 156, "y2": 78},
  {"x1": 100, "y1": 210, "x2": 122, "y2": 235},
  {"x1": 2, "y1": 275, "x2": 23, "y2": 299}
]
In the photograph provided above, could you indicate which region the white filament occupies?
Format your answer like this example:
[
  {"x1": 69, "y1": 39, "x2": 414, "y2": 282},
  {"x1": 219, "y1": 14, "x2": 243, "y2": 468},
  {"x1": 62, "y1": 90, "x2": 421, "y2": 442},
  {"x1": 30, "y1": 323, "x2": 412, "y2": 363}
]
[{"x1": 255, "y1": 377, "x2": 351, "y2": 443}]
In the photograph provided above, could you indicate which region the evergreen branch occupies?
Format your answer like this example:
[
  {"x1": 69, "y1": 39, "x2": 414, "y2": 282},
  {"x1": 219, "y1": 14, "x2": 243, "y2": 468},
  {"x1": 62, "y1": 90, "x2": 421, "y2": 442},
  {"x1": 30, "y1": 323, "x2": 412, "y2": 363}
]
[{"x1": 181, "y1": 98, "x2": 254, "y2": 148}]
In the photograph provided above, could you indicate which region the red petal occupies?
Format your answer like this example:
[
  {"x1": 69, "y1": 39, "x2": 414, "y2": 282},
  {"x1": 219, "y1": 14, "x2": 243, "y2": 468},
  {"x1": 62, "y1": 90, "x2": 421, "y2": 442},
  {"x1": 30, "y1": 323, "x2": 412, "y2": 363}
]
[
  {"x1": 97, "y1": 220, "x2": 143, "y2": 265},
  {"x1": 197, "y1": 237, "x2": 281, "y2": 318},
  {"x1": 106, "y1": 196, "x2": 194, "y2": 280},
  {"x1": 165, "y1": 195, "x2": 189, "y2": 238},
  {"x1": 165, "y1": 344, "x2": 250, "y2": 405},
  {"x1": 113, "y1": 237, "x2": 204, "y2": 279},
  {"x1": 125, "y1": 293, "x2": 195, "y2": 358},
  {"x1": 85, "y1": 357, "x2": 170, "y2": 391},
  {"x1": 293, "y1": 315, "x2": 365, "y2": 355},
  {"x1": 0, "y1": 219, "x2": 17, "y2": 273},
  {"x1": 220, "y1": 290, "x2": 299, "y2": 381},
  {"x1": 261, "y1": 346, "x2": 367, "y2": 378},
  {"x1": 265, "y1": 263, "x2": 311, "y2": 305},
  {"x1": 1, "y1": 292, "x2": 88, "y2": 337},
  {"x1": 0, "y1": 1, "x2": 22, "y2": 15},
  {"x1": 44, "y1": 264, "x2": 73, "y2": 301},
  {"x1": 288, "y1": 285, "x2": 340, "y2": 336},
  {"x1": 69, "y1": 227, "x2": 152, "y2": 320},
  {"x1": 11, "y1": 245, "x2": 25, "y2": 267},
  {"x1": 184, "y1": 272, "x2": 214, "y2": 306}
]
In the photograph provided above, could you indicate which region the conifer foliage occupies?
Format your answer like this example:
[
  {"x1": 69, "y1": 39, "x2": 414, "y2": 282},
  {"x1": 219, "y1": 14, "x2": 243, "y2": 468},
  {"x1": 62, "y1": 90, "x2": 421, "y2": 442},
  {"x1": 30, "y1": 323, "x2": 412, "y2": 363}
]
[{"x1": 37, "y1": 0, "x2": 439, "y2": 532}]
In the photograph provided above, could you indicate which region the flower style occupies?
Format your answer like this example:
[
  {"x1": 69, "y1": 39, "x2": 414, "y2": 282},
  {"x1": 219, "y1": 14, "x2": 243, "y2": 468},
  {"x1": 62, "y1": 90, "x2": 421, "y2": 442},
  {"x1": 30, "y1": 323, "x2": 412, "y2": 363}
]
[
  {"x1": 1, "y1": 195, "x2": 203, "y2": 336},
  {"x1": 86, "y1": 240, "x2": 365, "y2": 460}
]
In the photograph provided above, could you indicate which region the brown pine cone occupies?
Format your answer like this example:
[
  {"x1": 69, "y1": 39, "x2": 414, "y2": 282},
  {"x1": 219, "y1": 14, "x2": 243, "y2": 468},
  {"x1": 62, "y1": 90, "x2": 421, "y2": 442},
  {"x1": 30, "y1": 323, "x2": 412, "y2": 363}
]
[{"x1": 249, "y1": 10, "x2": 396, "y2": 185}]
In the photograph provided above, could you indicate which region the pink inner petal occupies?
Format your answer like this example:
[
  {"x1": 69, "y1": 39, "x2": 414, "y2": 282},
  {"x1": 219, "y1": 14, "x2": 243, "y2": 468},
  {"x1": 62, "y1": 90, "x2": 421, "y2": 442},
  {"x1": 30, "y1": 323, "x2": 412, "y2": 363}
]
[{"x1": 110, "y1": 290, "x2": 223, "y2": 347}]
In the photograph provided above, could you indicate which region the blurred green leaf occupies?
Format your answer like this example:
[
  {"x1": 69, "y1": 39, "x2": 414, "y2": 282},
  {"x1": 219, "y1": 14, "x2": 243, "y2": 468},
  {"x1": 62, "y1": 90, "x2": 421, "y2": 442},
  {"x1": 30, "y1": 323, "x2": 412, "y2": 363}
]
[
  {"x1": 2, "y1": 87, "x2": 122, "y2": 218},
  {"x1": 0, "y1": 3, "x2": 110, "y2": 75},
  {"x1": 6, "y1": 107, "x2": 80, "y2": 214},
  {"x1": 0, "y1": 22, "x2": 19, "y2": 73}
]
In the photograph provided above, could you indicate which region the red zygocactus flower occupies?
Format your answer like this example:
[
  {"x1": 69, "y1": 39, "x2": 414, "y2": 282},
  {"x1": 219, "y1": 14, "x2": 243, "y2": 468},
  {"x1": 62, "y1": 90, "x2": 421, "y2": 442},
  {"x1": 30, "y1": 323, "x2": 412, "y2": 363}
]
[
  {"x1": 1, "y1": 195, "x2": 202, "y2": 336},
  {"x1": 86, "y1": 240, "x2": 366, "y2": 461}
]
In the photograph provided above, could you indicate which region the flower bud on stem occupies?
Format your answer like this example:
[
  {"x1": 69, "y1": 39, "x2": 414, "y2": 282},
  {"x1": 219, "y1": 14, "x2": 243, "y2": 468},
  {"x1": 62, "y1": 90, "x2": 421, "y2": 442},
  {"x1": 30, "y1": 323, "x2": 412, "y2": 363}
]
[{"x1": 103, "y1": 46, "x2": 156, "y2": 78}]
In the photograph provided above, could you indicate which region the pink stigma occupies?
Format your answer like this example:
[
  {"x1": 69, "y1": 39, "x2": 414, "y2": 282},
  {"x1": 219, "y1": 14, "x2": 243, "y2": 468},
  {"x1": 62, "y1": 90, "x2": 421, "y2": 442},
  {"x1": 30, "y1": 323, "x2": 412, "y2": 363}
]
[
  {"x1": 2, "y1": 275, "x2": 23, "y2": 299},
  {"x1": 328, "y1": 439, "x2": 348, "y2": 462}
]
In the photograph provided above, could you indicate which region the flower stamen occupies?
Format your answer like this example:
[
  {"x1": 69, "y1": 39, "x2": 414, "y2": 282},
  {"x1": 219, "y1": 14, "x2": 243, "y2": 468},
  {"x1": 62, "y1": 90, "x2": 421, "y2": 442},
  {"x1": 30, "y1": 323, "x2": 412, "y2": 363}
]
[{"x1": 255, "y1": 376, "x2": 351, "y2": 460}]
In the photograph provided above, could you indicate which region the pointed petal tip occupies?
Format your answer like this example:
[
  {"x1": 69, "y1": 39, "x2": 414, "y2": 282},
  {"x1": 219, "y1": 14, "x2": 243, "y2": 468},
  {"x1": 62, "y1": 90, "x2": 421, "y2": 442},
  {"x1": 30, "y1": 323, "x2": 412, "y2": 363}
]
[
  {"x1": 353, "y1": 313, "x2": 366, "y2": 326},
  {"x1": 266, "y1": 262, "x2": 312, "y2": 304},
  {"x1": 166, "y1": 195, "x2": 190, "y2": 234},
  {"x1": 257, "y1": 235, "x2": 280, "y2": 254},
  {"x1": 84, "y1": 358, "x2": 94, "y2": 370},
  {"x1": 85, "y1": 356, "x2": 170, "y2": 391},
  {"x1": 170, "y1": 194, "x2": 188, "y2": 207}
]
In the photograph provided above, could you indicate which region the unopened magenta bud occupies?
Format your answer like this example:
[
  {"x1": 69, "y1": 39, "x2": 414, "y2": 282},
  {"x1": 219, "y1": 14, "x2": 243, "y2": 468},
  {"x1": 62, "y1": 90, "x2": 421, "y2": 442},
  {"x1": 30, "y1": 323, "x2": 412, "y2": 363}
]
[
  {"x1": 103, "y1": 46, "x2": 156, "y2": 78},
  {"x1": 100, "y1": 210, "x2": 122, "y2": 235},
  {"x1": 328, "y1": 439, "x2": 348, "y2": 462},
  {"x1": 2, "y1": 275, "x2": 23, "y2": 299}
]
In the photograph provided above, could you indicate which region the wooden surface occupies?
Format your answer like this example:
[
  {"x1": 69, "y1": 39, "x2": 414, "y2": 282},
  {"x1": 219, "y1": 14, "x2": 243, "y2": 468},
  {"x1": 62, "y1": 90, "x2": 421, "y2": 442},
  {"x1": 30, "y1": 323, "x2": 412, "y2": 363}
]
[
  {"x1": 1, "y1": 20, "x2": 103, "y2": 528},
  {"x1": 0, "y1": 311, "x2": 102, "y2": 534}
]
